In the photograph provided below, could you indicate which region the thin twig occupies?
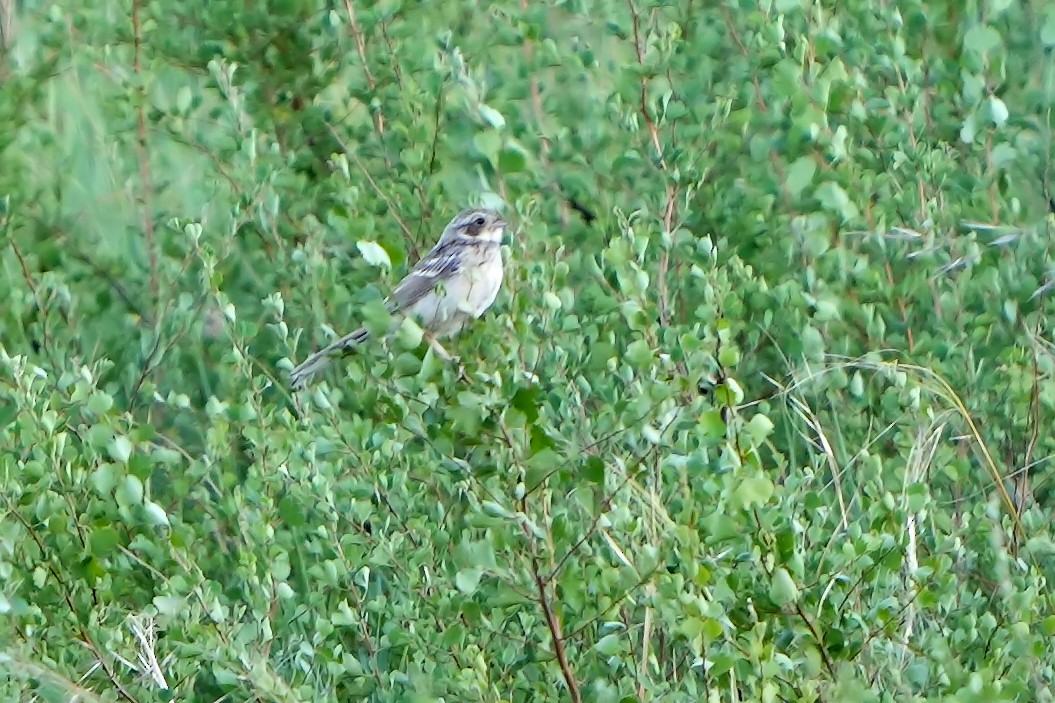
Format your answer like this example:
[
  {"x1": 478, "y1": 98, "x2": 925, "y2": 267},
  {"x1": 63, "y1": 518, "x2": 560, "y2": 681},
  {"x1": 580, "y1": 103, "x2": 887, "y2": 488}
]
[
  {"x1": 65, "y1": 248, "x2": 152, "y2": 325},
  {"x1": 627, "y1": 0, "x2": 666, "y2": 168},
  {"x1": 8, "y1": 509, "x2": 141, "y2": 703},
  {"x1": 343, "y1": 0, "x2": 389, "y2": 165},
  {"x1": 413, "y1": 84, "x2": 445, "y2": 226},
  {"x1": 627, "y1": 0, "x2": 679, "y2": 331},
  {"x1": 522, "y1": 0, "x2": 550, "y2": 166},
  {"x1": 8, "y1": 238, "x2": 66, "y2": 372},
  {"x1": 9, "y1": 239, "x2": 41, "y2": 305},
  {"x1": 657, "y1": 193, "x2": 676, "y2": 328},
  {"x1": 721, "y1": 7, "x2": 768, "y2": 114},
  {"x1": 532, "y1": 557, "x2": 582, "y2": 703},
  {"x1": 793, "y1": 602, "x2": 836, "y2": 677},
  {"x1": 131, "y1": 0, "x2": 158, "y2": 306},
  {"x1": 379, "y1": 21, "x2": 404, "y2": 89},
  {"x1": 126, "y1": 288, "x2": 210, "y2": 407},
  {"x1": 324, "y1": 122, "x2": 417, "y2": 252}
]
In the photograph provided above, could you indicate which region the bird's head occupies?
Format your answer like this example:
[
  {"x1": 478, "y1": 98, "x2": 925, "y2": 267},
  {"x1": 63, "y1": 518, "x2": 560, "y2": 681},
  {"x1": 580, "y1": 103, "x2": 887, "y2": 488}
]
[{"x1": 440, "y1": 208, "x2": 507, "y2": 245}]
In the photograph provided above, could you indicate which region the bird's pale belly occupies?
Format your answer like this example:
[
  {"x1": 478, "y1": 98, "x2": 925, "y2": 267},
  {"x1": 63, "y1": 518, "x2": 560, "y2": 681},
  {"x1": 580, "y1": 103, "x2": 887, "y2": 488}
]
[{"x1": 408, "y1": 253, "x2": 503, "y2": 339}]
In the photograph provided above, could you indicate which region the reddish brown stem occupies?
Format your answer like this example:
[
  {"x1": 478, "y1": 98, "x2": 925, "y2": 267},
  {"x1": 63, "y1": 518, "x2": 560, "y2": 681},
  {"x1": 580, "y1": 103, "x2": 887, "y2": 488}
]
[
  {"x1": 532, "y1": 557, "x2": 582, "y2": 703},
  {"x1": 627, "y1": 0, "x2": 679, "y2": 330},
  {"x1": 343, "y1": 0, "x2": 389, "y2": 158}
]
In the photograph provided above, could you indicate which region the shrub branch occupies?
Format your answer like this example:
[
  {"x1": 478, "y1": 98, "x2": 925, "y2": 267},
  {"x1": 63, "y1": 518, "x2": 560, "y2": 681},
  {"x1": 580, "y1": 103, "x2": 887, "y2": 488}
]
[{"x1": 531, "y1": 556, "x2": 582, "y2": 703}]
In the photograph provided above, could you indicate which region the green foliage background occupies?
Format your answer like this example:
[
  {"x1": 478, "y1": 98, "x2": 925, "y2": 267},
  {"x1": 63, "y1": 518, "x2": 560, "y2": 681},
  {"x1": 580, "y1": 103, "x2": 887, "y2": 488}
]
[{"x1": 4, "y1": 0, "x2": 1055, "y2": 700}]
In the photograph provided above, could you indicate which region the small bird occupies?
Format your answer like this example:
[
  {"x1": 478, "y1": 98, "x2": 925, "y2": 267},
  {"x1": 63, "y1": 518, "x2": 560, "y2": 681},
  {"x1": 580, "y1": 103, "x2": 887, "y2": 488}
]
[{"x1": 289, "y1": 208, "x2": 508, "y2": 389}]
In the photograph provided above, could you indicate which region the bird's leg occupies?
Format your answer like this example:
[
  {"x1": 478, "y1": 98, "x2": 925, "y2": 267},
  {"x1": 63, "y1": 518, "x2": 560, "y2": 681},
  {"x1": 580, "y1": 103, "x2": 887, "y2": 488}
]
[
  {"x1": 423, "y1": 332, "x2": 469, "y2": 380},
  {"x1": 424, "y1": 333, "x2": 460, "y2": 364}
]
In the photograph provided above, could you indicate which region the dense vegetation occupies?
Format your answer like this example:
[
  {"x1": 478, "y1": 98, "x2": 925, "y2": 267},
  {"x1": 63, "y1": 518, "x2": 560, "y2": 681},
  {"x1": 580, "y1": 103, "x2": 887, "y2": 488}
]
[{"x1": 3, "y1": 0, "x2": 1055, "y2": 700}]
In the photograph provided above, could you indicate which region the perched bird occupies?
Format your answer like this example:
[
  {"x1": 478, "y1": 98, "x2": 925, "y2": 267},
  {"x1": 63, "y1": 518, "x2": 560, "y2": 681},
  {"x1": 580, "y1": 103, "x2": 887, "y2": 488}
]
[{"x1": 290, "y1": 207, "x2": 508, "y2": 389}]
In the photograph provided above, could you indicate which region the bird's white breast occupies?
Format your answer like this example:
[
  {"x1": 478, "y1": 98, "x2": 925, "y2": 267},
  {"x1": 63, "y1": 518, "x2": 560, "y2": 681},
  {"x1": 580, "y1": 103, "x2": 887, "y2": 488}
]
[
  {"x1": 409, "y1": 246, "x2": 503, "y2": 338},
  {"x1": 463, "y1": 247, "x2": 504, "y2": 315}
]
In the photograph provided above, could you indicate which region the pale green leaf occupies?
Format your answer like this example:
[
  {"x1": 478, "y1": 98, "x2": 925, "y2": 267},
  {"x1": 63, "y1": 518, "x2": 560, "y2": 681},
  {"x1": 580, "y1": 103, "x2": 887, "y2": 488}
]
[{"x1": 356, "y1": 240, "x2": 392, "y2": 269}]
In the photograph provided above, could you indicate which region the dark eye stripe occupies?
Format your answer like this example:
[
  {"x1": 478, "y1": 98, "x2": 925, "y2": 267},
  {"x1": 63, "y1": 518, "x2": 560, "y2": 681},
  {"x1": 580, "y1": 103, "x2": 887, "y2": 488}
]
[{"x1": 462, "y1": 212, "x2": 489, "y2": 236}]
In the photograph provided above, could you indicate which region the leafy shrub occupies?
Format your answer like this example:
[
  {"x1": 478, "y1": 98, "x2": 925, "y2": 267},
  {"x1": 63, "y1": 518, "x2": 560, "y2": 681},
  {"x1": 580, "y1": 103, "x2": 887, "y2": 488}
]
[{"x1": 3, "y1": 1, "x2": 1055, "y2": 701}]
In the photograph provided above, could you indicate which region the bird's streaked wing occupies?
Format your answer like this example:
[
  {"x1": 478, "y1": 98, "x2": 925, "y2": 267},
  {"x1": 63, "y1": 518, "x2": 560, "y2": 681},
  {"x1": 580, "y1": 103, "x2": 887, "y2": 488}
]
[{"x1": 389, "y1": 241, "x2": 463, "y2": 312}]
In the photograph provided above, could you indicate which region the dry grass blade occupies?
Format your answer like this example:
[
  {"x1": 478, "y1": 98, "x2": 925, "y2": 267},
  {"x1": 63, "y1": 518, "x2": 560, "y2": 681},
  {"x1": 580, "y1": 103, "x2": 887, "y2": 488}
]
[
  {"x1": 987, "y1": 232, "x2": 1024, "y2": 247},
  {"x1": 0, "y1": 652, "x2": 107, "y2": 703},
  {"x1": 834, "y1": 357, "x2": 1025, "y2": 544},
  {"x1": 900, "y1": 416, "x2": 947, "y2": 653},
  {"x1": 1029, "y1": 278, "x2": 1055, "y2": 301},
  {"x1": 932, "y1": 254, "x2": 978, "y2": 278},
  {"x1": 784, "y1": 390, "x2": 850, "y2": 530},
  {"x1": 906, "y1": 246, "x2": 943, "y2": 260}
]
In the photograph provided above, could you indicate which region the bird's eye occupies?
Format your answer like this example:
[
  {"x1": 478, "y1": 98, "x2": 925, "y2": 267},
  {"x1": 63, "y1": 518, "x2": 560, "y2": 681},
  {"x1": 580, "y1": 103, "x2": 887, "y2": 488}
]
[{"x1": 473, "y1": 216, "x2": 486, "y2": 226}]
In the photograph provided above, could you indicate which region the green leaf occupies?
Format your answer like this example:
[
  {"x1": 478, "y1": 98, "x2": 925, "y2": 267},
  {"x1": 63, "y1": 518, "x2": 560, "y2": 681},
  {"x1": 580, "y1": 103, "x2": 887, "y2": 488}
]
[
  {"x1": 91, "y1": 464, "x2": 117, "y2": 496},
  {"x1": 473, "y1": 130, "x2": 501, "y2": 162},
  {"x1": 478, "y1": 104, "x2": 506, "y2": 128},
  {"x1": 394, "y1": 316, "x2": 424, "y2": 351},
  {"x1": 960, "y1": 113, "x2": 979, "y2": 143},
  {"x1": 356, "y1": 240, "x2": 392, "y2": 268},
  {"x1": 1043, "y1": 12, "x2": 1055, "y2": 47},
  {"x1": 87, "y1": 391, "x2": 114, "y2": 416},
  {"x1": 680, "y1": 616, "x2": 722, "y2": 641},
  {"x1": 1025, "y1": 536, "x2": 1055, "y2": 556},
  {"x1": 116, "y1": 475, "x2": 144, "y2": 507},
  {"x1": 529, "y1": 424, "x2": 555, "y2": 455},
  {"x1": 481, "y1": 501, "x2": 515, "y2": 520},
  {"x1": 109, "y1": 435, "x2": 133, "y2": 463},
  {"x1": 455, "y1": 568, "x2": 483, "y2": 594},
  {"x1": 392, "y1": 351, "x2": 422, "y2": 377},
  {"x1": 583, "y1": 456, "x2": 605, "y2": 485},
  {"x1": 361, "y1": 298, "x2": 395, "y2": 338},
  {"x1": 625, "y1": 339, "x2": 652, "y2": 367},
  {"x1": 745, "y1": 414, "x2": 775, "y2": 443},
  {"x1": 279, "y1": 496, "x2": 305, "y2": 527},
  {"x1": 769, "y1": 568, "x2": 800, "y2": 606},
  {"x1": 498, "y1": 143, "x2": 528, "y2": 173},
  {"x1": 594, "y1": 633, "x2": 622, "y2": 656},
  {"x1": 417, "y1": 343, "x2": 445, "y2": 381},
  {"x1": 987, "y1": 96, "x2": 1009, "y2": 127},
  {"x1": 784, "y1": 156, "x2": 816, "y2": 198},
  {"x1": 963, "y1": 24, "x2": 1003, "y2": 57},
  {"x1": 717, "y1": 344, "x2": 740, "y2": 368},
  {"x1": 734, "y1": 475, "x2": 774, "y2": 509},
  {"x1": 698, "y1": 409, "x2": 726, "y2": 438},
  {"x1": 510, "y1": 386, "x2": 542, "y2": 423},
  {"x1": 175, "y1": 85, "x2": 193, "y2": 114},
  {"x1": 143, "y1": 501, "x2": 170, "y2": 527},
  {"x1": 89, "y1": 527, "x2": 121, "y2": 557},
  {"x1": 815, "y1": 181, "x2": 859, "y2": 221},
  {"x1": 801, "y1": 325, "x2": 825, "y2": 361},
  {"x1": 714, "y1": 377, "x2": 744, "y2": 406},
  {"x1": 153, "y1": 596, "x2": 186, "y2": 616}
]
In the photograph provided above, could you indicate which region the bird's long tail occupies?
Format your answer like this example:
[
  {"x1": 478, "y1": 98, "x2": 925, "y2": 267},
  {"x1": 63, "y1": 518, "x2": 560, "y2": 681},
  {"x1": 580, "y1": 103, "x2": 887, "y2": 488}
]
[{"x1": 290, "y1": 326, "x2": 370, "y2": 389}]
